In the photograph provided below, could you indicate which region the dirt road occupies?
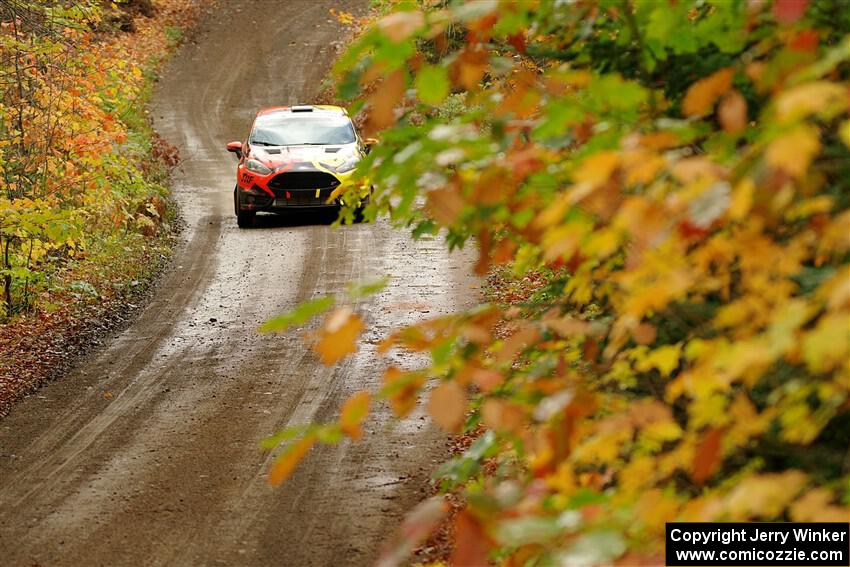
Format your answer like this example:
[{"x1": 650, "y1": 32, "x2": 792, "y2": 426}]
[{"x1": 0, "y1": 2, "x2": 476, "y2": 565}]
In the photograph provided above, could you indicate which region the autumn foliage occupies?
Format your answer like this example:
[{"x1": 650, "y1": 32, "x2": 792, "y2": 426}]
[
  {"x1": 0, "y1": 0, "x2": 194, "y2": 319},
  {"x1": 267, "y1": 1, "x2": 850, "y2": 564}
]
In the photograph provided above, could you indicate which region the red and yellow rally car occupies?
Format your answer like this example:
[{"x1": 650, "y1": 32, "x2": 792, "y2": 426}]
[{"x1": 226, "y1": 105, "x2": 374, "y2": 227}]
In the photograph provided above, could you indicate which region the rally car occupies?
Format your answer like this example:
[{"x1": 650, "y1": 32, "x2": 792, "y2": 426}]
[{"x1": 226, "y1": 105, "x2": 375, "y2": 228}]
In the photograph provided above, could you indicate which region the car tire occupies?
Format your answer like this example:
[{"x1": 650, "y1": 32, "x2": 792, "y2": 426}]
[
  {"x1": 234, "y1": 186, "x2": 255, "y2": 228},
  {"x1": 237, "y1": 210, "x2": 255, "y2": 228},
  {"x1": 354, "y1": 187, "x2": 373, "y2": 223},
  {"x1": 354, "y1": 206, "x2": 367, "y2": 223}
]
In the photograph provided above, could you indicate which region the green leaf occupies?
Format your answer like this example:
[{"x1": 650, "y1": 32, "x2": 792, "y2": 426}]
[
  {"x1": 415, "y1": 65, "x2": 450, "y2": 105},
  {"x1": 315, "y1": 424, "x2": 344, "y2": 444},
  {"x1": 260, "y1": 295, "x2": 336, "y2": 333},
  {"x1": 347, "y1": 276, "x2": 391, "y2": 299},
  {"x1": 556, "y1": 530, "x2": 626, "y2": 566},
  {"x1": 259, "y1": 424, "x2": 312, "y2": 450},
  {"x1": 496, "y1": 511, "x2": 581, "y2": 546},
  {"x1": 434, "y1": 430, "x2": 497, "y2": 489}
]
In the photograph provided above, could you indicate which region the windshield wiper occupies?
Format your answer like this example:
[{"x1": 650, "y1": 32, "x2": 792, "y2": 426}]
[{"x1": 251, "y1": 140, "x2": 278, "y2": 146}]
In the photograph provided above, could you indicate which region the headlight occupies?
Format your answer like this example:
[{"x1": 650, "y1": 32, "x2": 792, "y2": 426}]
[
  {"x1": 321, "y1": 156, "x2": 360, "y2": 173},
  {"x1": 245, "y1": 159, "x2": 272, "y2": 175}
]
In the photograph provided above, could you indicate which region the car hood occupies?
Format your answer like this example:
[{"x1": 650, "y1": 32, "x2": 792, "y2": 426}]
[{"x1": 248, "y1": 143, "x2": 358, "y2": 169}]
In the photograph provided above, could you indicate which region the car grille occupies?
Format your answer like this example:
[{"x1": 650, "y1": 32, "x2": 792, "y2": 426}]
[
  {"x1": 274, "y1": 188, "x2": 336, "y2": 207},
  {"x1": 268, "y1": 171, "x2": 339, "y2": 192}
]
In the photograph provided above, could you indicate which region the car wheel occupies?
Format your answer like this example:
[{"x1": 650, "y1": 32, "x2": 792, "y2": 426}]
[
  {"x1": 354, "y1": 205, "x2": 367, "y2": 223},
  {"x1": 354, "y1": 187, "x2": 373, "y2": 223},
  {"x1": 237, "y1": 210, "x2": 255, "y2": 228},
  {"x1": 235, "y1": 186, "x2": 255, "y2": 228}
]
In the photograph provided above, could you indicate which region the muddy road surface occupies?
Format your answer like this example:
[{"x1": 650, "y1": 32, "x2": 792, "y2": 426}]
[{"x1": 0, "y1": 2, "x2": 477, "y2": 566}]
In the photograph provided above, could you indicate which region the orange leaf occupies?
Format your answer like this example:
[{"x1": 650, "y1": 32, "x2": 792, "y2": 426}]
[
  {"x1": 377, "y1": 10, "x2": 424, "y2": 43},
  {"x1": 426, "y1": 183, "x2": 465, "y2": 225},
  {"x1": 474, "y1": 229, "x2": 491, "y2": 276},
  {"x1": 632, "y1": 323, "x2": 657, "y2": 346},
  {"x1": 682, "y1": 68, "x2": 734, "y2": 117},
  {"x1": 383, "y1": 366, "x2": 424, "y2": 418},
  {"x1": 773, "y1": 0, "x2": 809, "y2": 24},
  {"x1": 718, "y1": 90, "x2": 747, "y2": 134},
  {"x1": 481, "y1": 398, "x2": 526, "y2": 434},
  {"x1": 314, "y1": 307, "x2": 364, "y2": 365},
  {"x1": 268, "y1": 435, "x2": 316, "y2": 486},
  {"x1": 544, "y1": 316, "x2": 590, "y2": 337},
  {"x1": 494, "y1": 324, "x2": 541, "y2": 364},
  {"x1": 508, "y1": 32, "x2": 526, "y2": 54},
  {"x1": 451, "y1": 511, "x2": 490, "y2": 567},
  {"x1": 692, "y1": 427, "x2": 725, "y2": 485},
  {"x1": 428, "y1": 381, "x2": 467, "y2": 432},
  {"x1": 492, "y1": 238, "x2": 517, "y2": 265},
  {"x1": 377, "y1": 496, "x2": 448, "y2": 567},
  {"x1": 453, "y1": 46, "x2": 488, "y2": 90},
  {"x1": 340, "y1": 390, "x2": 371, "y2": 441},
  {"x1": 366, "y1": 70, "x2": 405, "y2": 133},
  {"x1": 471, "y1": 368, "x2": 504, "y2": 392}
]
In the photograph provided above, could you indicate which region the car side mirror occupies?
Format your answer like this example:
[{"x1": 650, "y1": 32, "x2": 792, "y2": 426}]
[{"x1": 226, "y1": 141, "x2": 243, "y2": 158}]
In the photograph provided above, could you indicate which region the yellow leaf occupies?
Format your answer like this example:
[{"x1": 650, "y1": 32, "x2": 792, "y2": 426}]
[
  {"x1": 583, "y1": 227, "x2": 621, "y2": 258},
  {"x1": 728, "y1": 177, "x2": 754, "y2": 220},
  {"x1": 839, "y1": 119, "x2": 850, "y2": 149},
  {"x1": 541, "y1": 224, "x2": 585, "y2": 263},
  {"x1": 802, "y1": 313, "x2": 850, "y2": 373},
  {"x1": 314, "y1": 308, "x2": 364, "y2": 365},
  {"x1": 725, "y1": 394, "x2": 768, "y2": 450},
  {"x1": 268, "y1": 435, "x2": 315, "y2": 486},
  {"x1": 786, "y1": 195, "x2": 834, "y2": 220},
  {"x1": 573, "y1": 151, "x2": 619, "y2": 187},
  {"x1": 636, "y1": 344, "x2": 682, "y2": 377},
  {"x1": 725, "y1": 471, "x2": 807, "y2": 520},
  {"x1": 682, "y1": 68, "x2": 734, "y2": 117},
  {"x1": 428, "y1": 381, "x2": 467, "y2": 432},
  {"x1": 532, "y1": 193, "x2": 571, "y2": 230},
  {"x1": 790, "y1": 488, "x2": 850, "y2": 522},
  {"x1": 775, "y1": 82, "x2": 847, "y2": 122},
  {"x1": 575, "y1": 426, "x2": 632, "y2": 464},
  {"x1": 635, "y1": 489, "x2": 680, "y2": 535},
  {"x1": 765, "y1": 124, "x2": 820, "y2": 179},
  {"x1": 340, "y1": 390, "x2": 371, "y2": 441},
  {"x1": 623, "y1": 151, "x2": 664, "y2": 185}
]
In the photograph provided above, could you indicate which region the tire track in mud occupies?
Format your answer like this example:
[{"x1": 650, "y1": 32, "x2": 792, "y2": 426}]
[{"x1": 0, "y1": 2, "x2": 478, "y2": 566}]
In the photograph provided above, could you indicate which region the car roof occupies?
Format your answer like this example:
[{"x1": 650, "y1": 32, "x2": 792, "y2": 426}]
[{"x1": 256, "y1": 105, "x2": 348, "y2": 117}]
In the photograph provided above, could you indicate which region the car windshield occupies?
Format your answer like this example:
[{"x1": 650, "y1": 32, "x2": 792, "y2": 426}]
[{"x1": 250, "y1": 113, "x2": 355, "y2": 146}]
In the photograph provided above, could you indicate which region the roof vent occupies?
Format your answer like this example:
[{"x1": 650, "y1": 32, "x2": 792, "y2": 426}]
[{"x1": 291, "y1": 105, "x2": 314, "y2": 112}]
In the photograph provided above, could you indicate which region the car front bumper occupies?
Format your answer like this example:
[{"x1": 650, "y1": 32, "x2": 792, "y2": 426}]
[{"x1": 236, "y1": 168, "x2": 368, "y2": 213}]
